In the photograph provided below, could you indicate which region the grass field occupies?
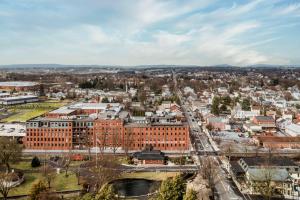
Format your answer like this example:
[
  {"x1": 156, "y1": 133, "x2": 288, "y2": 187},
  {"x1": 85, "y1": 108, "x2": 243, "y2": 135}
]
[
  {"x1": 11, "y1": 161, "x2": 39, "y2": 170},
  {"x1": 8, "y1": 172, "x2": 81, "y2": 196},
  {"x1": 1, "y1": 100, "x2": 68, "y2": 122}
]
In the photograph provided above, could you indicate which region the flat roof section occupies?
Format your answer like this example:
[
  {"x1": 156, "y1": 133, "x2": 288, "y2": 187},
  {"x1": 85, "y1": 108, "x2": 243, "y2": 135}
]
[
  {"x1": 0, "y1": 95, "x2": 38, "y2": 101},
  {"x1": 0, "y1": 123, "x2": 26, "y2": 137},
  {"x1": 0, "y1": 81, "x2": 39, "y2": 87}
]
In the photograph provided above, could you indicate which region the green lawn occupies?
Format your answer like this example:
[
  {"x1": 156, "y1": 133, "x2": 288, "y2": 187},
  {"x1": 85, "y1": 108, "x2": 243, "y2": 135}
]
[
  {"x1": 8, "y1": 172, "x2": 81, "y2": 197},
  {"x1": 8, "y1": 173, "x2": 43, "y2": 196},
  {"x1": 11, "y1": 161, "x2": 39, "y2": 170},
  {"x1": 1, "y1": 101, "x2": 68, "y2": 122}
]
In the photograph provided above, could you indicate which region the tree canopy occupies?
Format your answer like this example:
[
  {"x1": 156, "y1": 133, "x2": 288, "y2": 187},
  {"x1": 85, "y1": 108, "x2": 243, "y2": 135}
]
[
  {"x1": 0, "y1": 137, "x2": 22, "y2": 172},
  {"x1": 156, "y1": 175, "x2": 185, "y2": 200}
]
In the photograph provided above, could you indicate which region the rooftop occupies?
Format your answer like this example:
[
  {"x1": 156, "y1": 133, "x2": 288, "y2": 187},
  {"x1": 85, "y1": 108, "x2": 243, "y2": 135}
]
[
  {"x1": 241, "y1": 157, "x2": 297, "y2": 167},
  {"x1": 0, "y1": 123, "x2": 26, "y2": 137},
  {"x1": 0, "y1": 81, "x2": 38, "y2": 87},
  {"x1": 254, "y1": 116, "x2": 274, "y2": 122},
  {"x1": 48, "y1": 107, "x2": 76, "y2": 114},
  {"x1": 248, "y1": 168, "x2": 290, "y2": 182},
  {"x1": 70, "y1": 102, "x2": 121, "y2": 110},
  {"x1": 0, "y1": 95, "x2": 38, "y2": 101}
]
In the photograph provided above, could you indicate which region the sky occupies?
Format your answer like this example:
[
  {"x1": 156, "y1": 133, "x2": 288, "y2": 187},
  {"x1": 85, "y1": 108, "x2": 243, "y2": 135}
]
[{"x1": 0, "y1": 0, "x2": 300, "y2": 66}]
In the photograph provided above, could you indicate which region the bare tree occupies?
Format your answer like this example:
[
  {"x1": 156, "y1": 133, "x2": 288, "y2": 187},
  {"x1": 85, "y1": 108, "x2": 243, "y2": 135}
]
[
  {"x1": 250, "y1": 168, "x2": 276, "y2": 200},
  {"x1": 111, "y1": 127, "x2": 120, "y2": 155},
  {"x1": 58, "y1": 150, "x2": 73, "y2": 177},
  {"x1": 223, "y1": 143, "x2": 234, "y2": 163},
  {"x1": 98, "y1": 131, "x2": 108, "y2": 157},
  {"x1": 0, "y1": 172, "x2": 15, "y2": 200},
  {"x1": 74, "y1": 166, "x2": 81, "y2": 185},
  {"x1": 41, "y1": 165, "x2": 56, "y2": 188},
  {"x1": 250, "y1": 148, "x2": 278, "y2": 200},
  {"x1": 201, "y1": 157, "x2": 219, "y2": 200},
  {"x1": 85, "y1": 157, "x2": 122, "y2": 193},
  {"x1": 83, "y1": 133, "x2": 92, "y2": 161},
  {"x1": 123, "y1": 127, "x2": 134, "y2": 156},
  {"x1": 0, "y1": 138, "x2": 22, "y2": 172}
]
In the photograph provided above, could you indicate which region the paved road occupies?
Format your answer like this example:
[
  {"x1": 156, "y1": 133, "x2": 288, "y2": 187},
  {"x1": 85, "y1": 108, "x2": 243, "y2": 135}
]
[
  {"x1": 173, "y1": 71, "x2": 245, "y2": 200},
  {"x1": 121, "y1": 165, "x2": 199, "y2": 172}
]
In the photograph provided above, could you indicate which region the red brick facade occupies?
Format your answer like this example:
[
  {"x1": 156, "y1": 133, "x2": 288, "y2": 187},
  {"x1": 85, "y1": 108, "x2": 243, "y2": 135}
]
[
  {"x1": 26, "y1": 123, "x2": 73, "y2": 150},
  {"x1": 25, "y1": 119, "x2": 190, "y2": 151},
  {"x1": 123, "y1": 125, "x2": 189, "y2": 151}
]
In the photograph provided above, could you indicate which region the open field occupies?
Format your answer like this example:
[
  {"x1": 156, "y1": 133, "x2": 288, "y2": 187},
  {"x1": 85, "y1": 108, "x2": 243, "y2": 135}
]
[{"x1": 1, "y1": 100, "x2": 69, "y2": 122}]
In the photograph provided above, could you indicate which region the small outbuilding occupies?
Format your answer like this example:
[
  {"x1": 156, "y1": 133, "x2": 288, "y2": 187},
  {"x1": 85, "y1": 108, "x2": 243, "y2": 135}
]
[{"x1": 133, "y1": 145, "x2": 166, "y2": 165}]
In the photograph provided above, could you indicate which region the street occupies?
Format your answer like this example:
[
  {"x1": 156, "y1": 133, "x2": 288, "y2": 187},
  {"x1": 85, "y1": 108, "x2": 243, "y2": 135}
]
[{"x1": 173, "y1": 71, "x2": 245, "y2": 200}]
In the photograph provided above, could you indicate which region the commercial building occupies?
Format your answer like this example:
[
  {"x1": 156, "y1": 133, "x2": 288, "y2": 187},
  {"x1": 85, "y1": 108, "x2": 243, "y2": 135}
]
[
  {"x1": 253, "y1": 116, "x2": 276, "y2": 132},
  {"x1": 0, "y1": 81, "x2": 39, "y2": 92},
  {"x1": 24, "y1": 102, "x2": 190, "y2": 152},
  {"x1": 256, "y1": 136, "x2": 300, "y2": 149},
  {"x1": 0, "y1": 95, "x2": 39, "y2": 105}
]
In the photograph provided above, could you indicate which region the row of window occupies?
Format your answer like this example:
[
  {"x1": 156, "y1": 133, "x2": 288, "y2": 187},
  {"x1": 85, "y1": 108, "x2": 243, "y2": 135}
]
[
  {"x1": 131, "y1": 143, "x2": 186, "y2": 148},
  {"x1": 27, "y1": 137, "x2": 67, "y2": 142},
  {"x1": 126, "y1": 127, "x2": 187, "y2": 131},
  {"x1": 28, "y1": 132, "x2": 70, "y2": 137},
  {"x1": 132, "y1": 138, "x2": 186, "y2": 142},
  {"x1": 27, "y1": 143, "x2": 71, "y2": 147},
  {"x1": 124, "y1": 132, "x2": 187, "y2": 136}
]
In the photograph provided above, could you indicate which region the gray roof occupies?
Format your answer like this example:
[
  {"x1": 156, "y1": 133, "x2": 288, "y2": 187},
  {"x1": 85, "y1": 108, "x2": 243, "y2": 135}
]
[
  {"x1": 255, "y1": 116, "x2": 274, "y2": 122},
  {"x1": 133, "y1": 149, "x2": 165, "y2": 160},
  {"x1": 0, "y1": 81, "x2": 38, "y2": 87},
  {"x1": 248, "y1": 168, "x2": 290, "y2": 182},
  {"x1": 241, "y1": 157, "x2": 297, "y2": 167}
]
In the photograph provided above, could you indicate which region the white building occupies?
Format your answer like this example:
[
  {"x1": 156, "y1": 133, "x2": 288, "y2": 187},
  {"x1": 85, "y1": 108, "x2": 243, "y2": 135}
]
[
  {"x1": 285, "y1": 123, "x2": 300, "y2": 137},
  {"x1": 0, "y1": 123, "x2": 26, "y2": 138},
  {"x1": 234, "y1": 110, "x2": 260, "y2": 119},
  {"x1": 0, "y1": 95, "x2": 39, "y2": 105}
]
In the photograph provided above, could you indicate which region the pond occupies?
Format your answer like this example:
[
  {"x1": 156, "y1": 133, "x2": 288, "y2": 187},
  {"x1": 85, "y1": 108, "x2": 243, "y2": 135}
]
[{"x1": 112, "y1": 178, "x2": 160, "y2": 197}]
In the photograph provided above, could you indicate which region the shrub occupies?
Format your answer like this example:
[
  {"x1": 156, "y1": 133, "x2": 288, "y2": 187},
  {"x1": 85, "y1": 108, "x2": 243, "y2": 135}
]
[
  {"x1": 30, "y1": 181, "x2": 47, "y2": 200},
  {"x1": 31, "y1": 156, "x2": 41, "y2": 168}
]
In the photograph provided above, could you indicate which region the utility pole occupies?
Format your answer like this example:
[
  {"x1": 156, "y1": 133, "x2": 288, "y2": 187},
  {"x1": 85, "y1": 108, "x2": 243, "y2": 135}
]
[{"x1": 96, "y1": 137, "x2": 98, "y2": 168}]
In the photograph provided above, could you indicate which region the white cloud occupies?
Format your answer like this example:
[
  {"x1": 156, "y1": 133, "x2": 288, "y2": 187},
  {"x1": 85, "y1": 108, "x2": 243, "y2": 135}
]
[
  {"x1": 0, "y1": 0, "x2": 297, "y2": 65},
  {"x1": 193, "y1": 22, "x2": 273, "y2": 65},
  {"x1": 277, "y1": 3, "x2": 300, "y2": 15}
]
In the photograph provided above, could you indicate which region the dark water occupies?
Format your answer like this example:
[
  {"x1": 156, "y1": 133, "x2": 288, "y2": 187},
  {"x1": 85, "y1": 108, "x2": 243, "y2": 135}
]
[{"x1": 112, "y1": 179, "x2": 160, "y2": 197}]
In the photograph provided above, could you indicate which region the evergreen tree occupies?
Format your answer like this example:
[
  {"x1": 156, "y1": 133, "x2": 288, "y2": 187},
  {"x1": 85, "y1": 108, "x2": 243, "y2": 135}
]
[
  {"x1": 157, "y1": 175, "x2": 185, "y2": 200},
  {"x1": 222, "y1": 95, "x2": 231, "y2": 106},
  {"x1": 183, "y1": 189, "x2": 198, "y2": 200},
  {"x1": 101, "y1": 97, "x2": 109, "y2": 103},
  {"x1": 31, "y1": 156, "x2": 41, "y2": 168},
  {"x1": 211, "y1": 97, "x2": 220, "y2": 115},
  {"x1": 95, "y1": 184, "x2": 118, "y2": 200},
  {"x1": 220, "y1": 104, "x2": 227, "y2": 112},
  {"x1": 241, "y1": 98, "x2": 251, "y2": 111}
]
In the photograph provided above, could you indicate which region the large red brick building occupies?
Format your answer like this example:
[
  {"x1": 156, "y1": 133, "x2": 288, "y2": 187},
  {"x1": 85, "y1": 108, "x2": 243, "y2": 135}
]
[{"x1": 24, "y1": 103, "x2": 190, "y2": 152}]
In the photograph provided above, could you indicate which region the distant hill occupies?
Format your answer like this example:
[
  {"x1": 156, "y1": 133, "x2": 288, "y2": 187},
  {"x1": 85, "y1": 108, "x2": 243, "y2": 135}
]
[{"x1": 0, "y1": 63, "x2": 299, "y2": 69}]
